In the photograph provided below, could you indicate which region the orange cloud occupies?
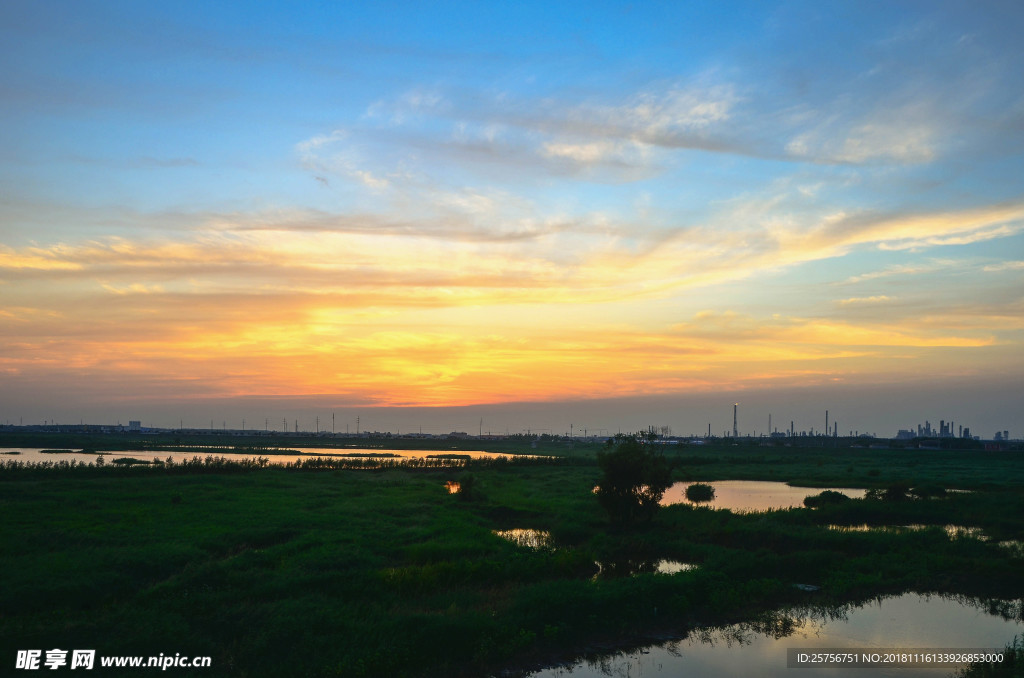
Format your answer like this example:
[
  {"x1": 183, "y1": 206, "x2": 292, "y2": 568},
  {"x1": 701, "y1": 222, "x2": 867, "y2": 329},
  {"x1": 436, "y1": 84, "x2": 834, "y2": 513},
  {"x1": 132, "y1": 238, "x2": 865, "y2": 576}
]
[{"x1": 2, "y1": 196, "x2": 1022, "y2": 408}]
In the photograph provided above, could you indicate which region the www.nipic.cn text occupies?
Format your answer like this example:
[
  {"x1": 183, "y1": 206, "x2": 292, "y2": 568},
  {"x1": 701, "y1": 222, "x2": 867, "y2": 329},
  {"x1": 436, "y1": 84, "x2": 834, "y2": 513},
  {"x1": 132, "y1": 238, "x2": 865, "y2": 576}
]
[{"x1": 16, "y1": 650, "x2": 212, "y2": 671}]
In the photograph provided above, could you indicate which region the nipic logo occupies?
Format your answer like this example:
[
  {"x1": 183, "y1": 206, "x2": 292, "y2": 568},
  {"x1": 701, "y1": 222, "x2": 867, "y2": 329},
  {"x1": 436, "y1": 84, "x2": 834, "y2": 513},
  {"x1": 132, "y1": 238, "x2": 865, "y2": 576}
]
[{"x1": 16, "y1": 650, "x2": 95, "y2": 670}]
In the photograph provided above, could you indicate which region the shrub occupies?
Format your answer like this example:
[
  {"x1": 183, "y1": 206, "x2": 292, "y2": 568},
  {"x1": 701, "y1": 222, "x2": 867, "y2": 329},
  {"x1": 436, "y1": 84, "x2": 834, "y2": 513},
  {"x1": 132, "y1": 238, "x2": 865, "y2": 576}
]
[
  {"x1": 457, "y1": 472, "x2": 477, "y2": 501},
  {"x1": 866, "y1": 483, "x2": 910, "y2": 502},
  {"x1": 685, "y1": 483, "x2": 716, "y2": 503},
  {"x1": 803, "y1": 490, "x2": 850, "y2": 508},
  {"x1": 595, "y1": 437, "x2": 672, "y2": 524},
  {"x1": 909, "y1": 484, "x2": 947, "y2": 499}
]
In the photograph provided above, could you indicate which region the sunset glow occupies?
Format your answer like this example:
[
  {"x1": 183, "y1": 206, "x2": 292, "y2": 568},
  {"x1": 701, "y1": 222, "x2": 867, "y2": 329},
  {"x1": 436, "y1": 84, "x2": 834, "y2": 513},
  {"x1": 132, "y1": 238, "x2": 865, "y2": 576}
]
[{"x1": 2, "y1": 2, "x2": 1022, "y2": 434}]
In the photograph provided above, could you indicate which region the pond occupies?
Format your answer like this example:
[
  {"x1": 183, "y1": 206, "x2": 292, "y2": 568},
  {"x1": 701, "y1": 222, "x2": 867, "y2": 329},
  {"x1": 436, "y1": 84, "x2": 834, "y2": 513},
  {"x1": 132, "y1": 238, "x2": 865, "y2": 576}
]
[
  {"x1": 0, "y1": 447, "x2": 519, "y2": 466},
  {"x1": 528, "y1": 593, "x2": 1023, "y2": 677},
  {"x1": 660, "y1": 480, "x2": 867, "y2": 512},
  {"x1": 592, "y1": 560, "x2": 698, "y2": 579}
]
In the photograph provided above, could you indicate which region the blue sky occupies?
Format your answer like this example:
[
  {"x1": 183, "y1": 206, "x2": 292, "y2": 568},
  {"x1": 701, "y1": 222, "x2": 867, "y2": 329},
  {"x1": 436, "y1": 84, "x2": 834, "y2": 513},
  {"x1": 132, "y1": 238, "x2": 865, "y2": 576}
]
[{"x1": 1, "y1": 1, "x2": 1022, "y2": 436}]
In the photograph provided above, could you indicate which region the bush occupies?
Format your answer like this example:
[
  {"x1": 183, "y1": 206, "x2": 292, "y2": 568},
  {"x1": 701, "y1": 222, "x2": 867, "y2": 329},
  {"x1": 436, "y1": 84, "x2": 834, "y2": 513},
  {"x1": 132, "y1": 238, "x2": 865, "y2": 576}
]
[
  {"x1": 457, "y1": 472, "x2": 477, "y2": 501},
  {"x1": 909, "y1": 484, "x2": 947, "y2": 499},
  {"x1": 595, "y1": 437, "x2": 672, "y2": 524},
  {"x1": 866, "y1": 483, "x2": 910, "y2": 502},
  {"x1": 803, "y1": 490, "x2": 851, "y2": 508},
  {"x1": 685, "y1": 483, "x2": 716, "y2": 503}
]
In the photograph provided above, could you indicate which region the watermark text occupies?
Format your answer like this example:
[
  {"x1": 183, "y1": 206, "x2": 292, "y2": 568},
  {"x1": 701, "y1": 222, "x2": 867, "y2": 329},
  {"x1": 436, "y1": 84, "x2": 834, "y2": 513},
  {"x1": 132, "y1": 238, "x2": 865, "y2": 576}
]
[{"x1": 16, "y1": 650, "x2": 211, "y2": 671}]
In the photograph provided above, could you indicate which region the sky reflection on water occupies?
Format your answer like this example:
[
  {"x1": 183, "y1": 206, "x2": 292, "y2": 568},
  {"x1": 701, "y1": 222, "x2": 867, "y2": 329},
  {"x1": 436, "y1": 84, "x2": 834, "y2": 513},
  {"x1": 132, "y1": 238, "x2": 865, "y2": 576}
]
[
  {"x1": 529, "y1": 593, "x2": 1023, "y2": 677},
  {"x1": 661, "y1": 480, "x2": 867, "y2": 512}
]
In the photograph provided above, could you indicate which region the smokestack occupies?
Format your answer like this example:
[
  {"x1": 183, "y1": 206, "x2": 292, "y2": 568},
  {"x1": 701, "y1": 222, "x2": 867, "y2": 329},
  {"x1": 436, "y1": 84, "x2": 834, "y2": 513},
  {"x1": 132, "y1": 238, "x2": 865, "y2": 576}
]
[
  {"x1": 825, "y1": 410, "x2": 829, "y2": 437},
  {"x1": 733, "y1": 403, "x2": 738, "y2": 438}
]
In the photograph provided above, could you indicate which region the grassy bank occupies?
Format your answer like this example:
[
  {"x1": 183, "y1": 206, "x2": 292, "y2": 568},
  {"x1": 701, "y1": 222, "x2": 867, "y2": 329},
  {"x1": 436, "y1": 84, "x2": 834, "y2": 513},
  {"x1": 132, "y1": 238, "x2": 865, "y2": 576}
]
[{"x1": 2, "y1": 444, "x2": 1022, "y2": 677}]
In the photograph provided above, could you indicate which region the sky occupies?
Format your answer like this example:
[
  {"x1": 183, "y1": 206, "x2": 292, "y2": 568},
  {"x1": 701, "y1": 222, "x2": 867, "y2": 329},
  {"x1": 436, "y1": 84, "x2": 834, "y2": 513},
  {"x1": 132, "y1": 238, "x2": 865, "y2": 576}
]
[{"x1": 1, "y1": 1, "x2": 1023, "y2": 438}]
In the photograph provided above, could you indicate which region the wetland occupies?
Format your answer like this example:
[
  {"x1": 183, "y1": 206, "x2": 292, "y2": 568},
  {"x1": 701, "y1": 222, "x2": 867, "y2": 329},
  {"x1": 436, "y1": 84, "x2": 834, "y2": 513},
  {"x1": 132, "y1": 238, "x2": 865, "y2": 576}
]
[{"x1": 2, "y1": 433, "x2": 1023, "y2": 677}]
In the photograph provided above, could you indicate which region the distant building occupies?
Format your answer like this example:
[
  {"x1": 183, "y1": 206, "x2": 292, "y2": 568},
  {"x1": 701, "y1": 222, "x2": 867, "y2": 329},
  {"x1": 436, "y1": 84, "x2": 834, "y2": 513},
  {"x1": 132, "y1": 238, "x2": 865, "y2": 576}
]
[{"x1": 128, "y1": 420, "x2": 141, "y2": 431}]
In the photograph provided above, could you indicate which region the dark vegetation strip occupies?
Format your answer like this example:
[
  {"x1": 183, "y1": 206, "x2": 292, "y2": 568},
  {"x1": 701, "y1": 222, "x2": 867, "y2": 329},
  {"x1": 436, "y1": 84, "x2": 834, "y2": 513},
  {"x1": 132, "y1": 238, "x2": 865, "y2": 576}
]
[
  {"x1": 0, "y1": 453, "x2": 583, "y2": 478},
  {"x1": 955, "y1": 637, "x2": 1024, "y2": 677}
]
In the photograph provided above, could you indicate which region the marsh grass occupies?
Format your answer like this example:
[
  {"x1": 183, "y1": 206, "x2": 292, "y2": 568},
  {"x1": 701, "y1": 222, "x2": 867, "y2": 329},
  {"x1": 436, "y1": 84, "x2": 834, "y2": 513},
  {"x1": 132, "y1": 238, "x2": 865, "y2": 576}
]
[
  {"x1": 956, "y1": 637, "x2": 1024, "y2": 677},
  {"x1": 2, "y1": 441, "x2": 1023, "y2": 676}
]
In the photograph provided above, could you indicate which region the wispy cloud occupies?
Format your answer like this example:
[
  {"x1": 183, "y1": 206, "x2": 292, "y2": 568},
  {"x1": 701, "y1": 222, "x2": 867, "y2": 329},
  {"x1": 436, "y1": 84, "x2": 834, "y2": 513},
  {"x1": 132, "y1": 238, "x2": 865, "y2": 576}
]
[
  {"x1": 9, "y1": 192, "x2": 1020, "y2": 314},
  {"x1": 837, "y1": 295, "x2": 894, "y2": 305},
  {"x1": 983, "y1": 260, "x2": 1024, "y2": 272},
  {"x1": 296, "y1": 80, "x2": 744, "y2": 188},
  {"x1": 785, "y1": 105, "x2": 939, "y2": 165},
  {"x1": 800, "y1": 202, "x2": 1024, "y2": 254},
  {"x1": 844, "y1": 261, "x2": 959, "y2": 283}
]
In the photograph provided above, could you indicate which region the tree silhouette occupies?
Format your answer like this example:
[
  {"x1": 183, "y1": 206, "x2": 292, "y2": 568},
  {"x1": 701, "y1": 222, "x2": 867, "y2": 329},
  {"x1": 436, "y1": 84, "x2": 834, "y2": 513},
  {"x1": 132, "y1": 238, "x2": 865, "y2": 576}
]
[{"x1": 595, "y1": 436, "x2": 672, "y2": 524}]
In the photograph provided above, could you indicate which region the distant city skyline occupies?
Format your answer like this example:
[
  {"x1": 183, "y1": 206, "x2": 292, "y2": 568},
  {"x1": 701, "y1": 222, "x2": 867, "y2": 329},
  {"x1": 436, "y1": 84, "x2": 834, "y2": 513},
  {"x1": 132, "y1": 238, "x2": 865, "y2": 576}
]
[
  {"x1": 2, "y1": 3, "x2": 1022, "y2": 433},
  {"x1": 4, "y1": 375, "x2": 1019, "y2": 440}
]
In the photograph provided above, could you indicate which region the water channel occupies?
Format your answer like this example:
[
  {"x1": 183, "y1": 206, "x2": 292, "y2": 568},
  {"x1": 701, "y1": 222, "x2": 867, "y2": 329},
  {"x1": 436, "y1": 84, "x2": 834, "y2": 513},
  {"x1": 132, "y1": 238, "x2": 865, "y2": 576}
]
[
  {"x1": 660, "y1": 480, "x2": 868, "y2": 511},
  {"x1": 0, "y1": 447, "x2": 516, "y2": 465},
  {"x1": 528, "y1": 593, "x2": 1023, "y2": 677}
]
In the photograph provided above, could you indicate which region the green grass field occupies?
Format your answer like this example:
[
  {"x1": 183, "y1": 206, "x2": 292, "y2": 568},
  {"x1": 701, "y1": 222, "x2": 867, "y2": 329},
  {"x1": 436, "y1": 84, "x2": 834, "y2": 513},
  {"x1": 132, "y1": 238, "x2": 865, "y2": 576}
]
[{"x1": 2, "y1": 436, "x2": 1022, "y2": 677}]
